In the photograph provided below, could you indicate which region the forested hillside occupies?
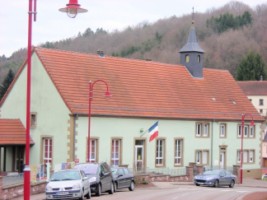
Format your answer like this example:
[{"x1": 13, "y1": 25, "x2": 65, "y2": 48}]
[{"x1": 1, "y1": 1, "x2": 267, "y2": 85}]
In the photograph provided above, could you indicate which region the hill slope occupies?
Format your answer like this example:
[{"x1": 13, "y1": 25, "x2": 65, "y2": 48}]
[{"x1": 1, "y1": 1, "x2": 267, "y2": 83}]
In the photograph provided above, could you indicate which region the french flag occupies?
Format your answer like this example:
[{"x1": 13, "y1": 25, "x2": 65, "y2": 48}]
[{"x1": 149, "y1": 121, "x2": 159, "y2": 142}]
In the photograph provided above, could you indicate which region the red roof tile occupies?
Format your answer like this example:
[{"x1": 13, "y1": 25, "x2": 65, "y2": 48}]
[
  {"x1": 0, "y1": 119, "x2": 34, "y2": 145},
  {"x1": 2, "y1": 47, "x2": 263, "y2": 122},
  {"x1": 238, "y1": 81, "x2": 267, "y2": 96}
]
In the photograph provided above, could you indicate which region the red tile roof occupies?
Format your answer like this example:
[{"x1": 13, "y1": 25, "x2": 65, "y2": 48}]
[
  {"x1": 0, "y1": 119, "x2": 34, "y2": 145},
  {"x1": 1, "y1": 47, "x2": 263, "y2": 121},
  {"x1": 35, "y1": 47, "x2": 263, "y2": 121},
  {"x1": 238, "y1": 81, "x2": 267, "y2": 96}
]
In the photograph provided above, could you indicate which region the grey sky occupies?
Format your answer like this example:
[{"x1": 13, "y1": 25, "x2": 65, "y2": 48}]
[{"x1": 0, "y1": 0, "x2": 266, "y2": 57}]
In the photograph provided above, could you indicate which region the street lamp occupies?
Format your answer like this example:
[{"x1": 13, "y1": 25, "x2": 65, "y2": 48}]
[
  {"x1": 59, "y1": 0, "x2": 88, "y2": 18},
  {"x1": 240, "y1": 113, "x2": 254, "y2": 184},
  {"x1": 88, "y1": 80, "x2": 111, "y2": 162},
  {"x1": 24, "y1": 1, "x2": 87, "y2": 199}
]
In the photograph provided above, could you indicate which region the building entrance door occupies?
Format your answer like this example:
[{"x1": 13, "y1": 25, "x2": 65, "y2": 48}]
[
  {"x1": 219, "y1": 147, "x2": 226, "y2": 169},
  {"x1": 134, "y1": 140, "x2": 145, "y2": 172}
]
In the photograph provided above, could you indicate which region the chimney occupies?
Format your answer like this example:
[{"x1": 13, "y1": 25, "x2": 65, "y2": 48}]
[{"x1": 97, "y1": 50, "x2": 105, "y2": 57}]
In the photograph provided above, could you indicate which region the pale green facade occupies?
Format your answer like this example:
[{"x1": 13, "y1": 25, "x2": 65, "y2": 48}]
[{"x1": 0, "y1": 52, "x2": 263, "y2": 173}]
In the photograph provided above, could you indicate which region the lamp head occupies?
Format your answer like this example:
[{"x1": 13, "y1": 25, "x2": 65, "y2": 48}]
[
  {"x1": 105, "y1": 90, "x2": 112, "y2": 98},
  {"x1": 59, "y1": 0, "x2": 87, "y2": 18}
]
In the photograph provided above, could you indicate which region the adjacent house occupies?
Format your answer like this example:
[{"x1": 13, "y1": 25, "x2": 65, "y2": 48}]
[
  {"x1": 238, "y1": 81, "x2": 267, "y2": 118},
  {"x1": 238, "y1": 81, "x2": 267, "y2": 169},
  {"x1": 0, "y1": 22, "x2": 264, "y2": 178}
]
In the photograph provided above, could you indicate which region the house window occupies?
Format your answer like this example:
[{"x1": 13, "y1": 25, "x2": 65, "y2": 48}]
[
  {"x1": 196, "y1": 122, "x2": 210, "y2": 137},
  {"x1": 185, "y1": 55, "x2": 190, "y2": 63},
  {"x1": 237, "y1": 149, "x2": 255, "y2": 164},
  {"x1": 111, "y1": 139, "x2": 122, "y2": 166},
  {"x1": 31, "y1": 112, "x2": 37, "y2": 128},
  {"x1": 259, "y1": 99, "x2": 264, "y2": 106},
  {"x1": 220, "y1": 123, "x2": 227, "y2": 138},
  {"x1": 174, "y1": 139, "x2": 183, "y2": 166},
  {"x1": 155, "y1": 139, "x2": 165, "y2": 167},
  {"x1": 88, "y1": 138, "x2": 98, "y2": 163},
  {"x1": 42, "y1": 137, "x2": 52, "y2": 164},
  {"x1": 195, "y1": 150, "x2": 209, "y2": 165},
  {"x1": 238, "y1": 124, "x2": 255, "y2": 138}
]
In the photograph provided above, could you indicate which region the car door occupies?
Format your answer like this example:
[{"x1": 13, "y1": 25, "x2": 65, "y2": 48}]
[
  {"x1": 81, "y1": 170, "x2": 90, "y2": 195},
  {"x1": 100, "y1": 163, "x2": 112, "y2": 192},
  {"x1": 122, "y1": 168, "x2": 132, "y2": 187},
  {"x1": 219, "y1": 170, "x2": 227, "y2": 186},
  {"x1": 116, "y1": 168, "x2": 126, "y2": 188}
]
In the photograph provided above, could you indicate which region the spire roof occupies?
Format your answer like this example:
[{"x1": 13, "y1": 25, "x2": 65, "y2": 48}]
[{"x1": 180, "y1": 25, "x2": 204, "y2": 53}]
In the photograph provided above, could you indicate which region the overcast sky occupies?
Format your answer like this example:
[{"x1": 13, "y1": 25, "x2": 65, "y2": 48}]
[{"x1": 1, "y1": 0, "x2": 266, "y2": 57}]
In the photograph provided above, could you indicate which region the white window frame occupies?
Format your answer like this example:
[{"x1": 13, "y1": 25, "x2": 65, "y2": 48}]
[
  {"x1": 42, "y1": 137, "x2": 52, "y2": 164},
  {"x1": 237, "y1": 149, "x2": 255, "y2": 164},
  {"x1": 89, "y1": 138, "x2": 98, "y2": 163},
  {"x1": 174, "y1": 139, "x2": 183, "y2": 166},
  {"x1": 196, "y1": 122, "x2": 210, "y2": 137},
  {"x1": 238, "y1": 124, "x2": 255, "y2": 138},
  {"x1": 111, "y1": 139, "x2": 121, "y2": 166},
  {"x1": 155, "y1": 139, "x2": 165, "y2": 167},
  {"x1": 220, "y1": 123, "x2": 226, "y2": 138},
  {"x1": 196, "y1": 123, "x2": 202, "y2": 137},
  {"x1": 195, "y1": 150, "x2": 209, "y2": 165}
]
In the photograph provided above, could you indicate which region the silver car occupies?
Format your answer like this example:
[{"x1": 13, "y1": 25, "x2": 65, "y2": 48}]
[
  {"x1": 194, "y1": 169, "x2": 236, "y2": 188},
  {"x1": 46, "y1": 169, "x2": 91, "y2": 199}
]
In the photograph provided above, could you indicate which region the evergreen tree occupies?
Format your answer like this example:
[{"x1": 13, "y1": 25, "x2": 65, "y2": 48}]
[
  {"x1": 236, "y1": 52, "x2": 266, "y2": 80},
  {"x1": 0, "y1": 69, "x2": 14, "y2": 100}
]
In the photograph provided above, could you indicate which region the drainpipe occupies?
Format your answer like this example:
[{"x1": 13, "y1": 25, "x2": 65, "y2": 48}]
[{"x1": 211, "y1": 120, "x2": 214, "y2": 170}]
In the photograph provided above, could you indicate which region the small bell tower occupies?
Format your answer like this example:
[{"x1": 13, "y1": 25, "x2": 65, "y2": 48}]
[{"x1": 179, "y1": 8, "x2": 204, "y2": 78}]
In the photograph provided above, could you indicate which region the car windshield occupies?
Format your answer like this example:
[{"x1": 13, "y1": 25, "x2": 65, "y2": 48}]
[
  {"x1": 202, "y1": 170, "x2": 221, "y2": 176},
  {"x1": 50, "y1": 170, "x2": 81, "y2": 181},
  {"x1": 75, "y1": 164, "x2": 98, "y2": 175}
]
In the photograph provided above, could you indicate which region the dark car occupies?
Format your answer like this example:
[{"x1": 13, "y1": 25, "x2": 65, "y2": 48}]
[
  {"x1": 111, "y1": 166, "x2": 135, "y2": 192},
  {"x1": 74, "y1": 162, "x2": 114, "y2": 196},
  {"x1": 194, "y1": 169, "x2": 236, "y2": 188}
]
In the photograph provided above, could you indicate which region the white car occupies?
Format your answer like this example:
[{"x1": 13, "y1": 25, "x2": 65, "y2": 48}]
[{"x1": 46, "y1": 169, "x2": 91, "y2": 200}]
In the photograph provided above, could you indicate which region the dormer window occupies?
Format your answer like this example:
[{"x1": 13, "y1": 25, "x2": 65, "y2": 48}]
[{"x1": 185, "y1": 55, "x2": 190, "y2": 63}]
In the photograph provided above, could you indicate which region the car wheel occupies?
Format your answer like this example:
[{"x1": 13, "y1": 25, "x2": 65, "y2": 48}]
[
  {"x1": 195, "y1": 183, "x2": 200, "y2": 186},
  {"x1": 214, "y1": 180, "x2": 219, "y2": 188},
  {"x1": 79, "y1": 190, "x2": 84, "y2": 200},
  {"x1": 96, "y1": 184, "x2": 102, "y2": 196},
  {"x1": 229, "y1": 180, "x2": 235, "y2": 188},
  {"x1": 109, "y1": 182, "x2": 114, "y2": 194},
  {"x1": 85, "y1": 189, "x2": 91, "y2": 199},
  {"x1": 114, "y1": 182, "x2": 118, "y2": 192},
  {"x1": 129, "y1": 181, "x2": 135, "y2": 191}
]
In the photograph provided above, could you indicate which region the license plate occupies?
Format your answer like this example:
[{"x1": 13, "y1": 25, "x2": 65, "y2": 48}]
[{"x1": 57, "y1": 191, "x2": 68, "y2": 195}]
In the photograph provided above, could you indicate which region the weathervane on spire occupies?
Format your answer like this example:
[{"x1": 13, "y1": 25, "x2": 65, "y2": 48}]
[{"x1": 192, "y1": 7, "x2": 195, "y2": 24}]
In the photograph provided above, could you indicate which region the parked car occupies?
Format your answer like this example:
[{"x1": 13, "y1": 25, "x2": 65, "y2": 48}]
[
  {"x1": 74, "y1": 162, "x2": 114, "y2": 196},
  {"x1": 45, "y1": 169, "x2": 91, "y2": 200},
  {"x1": 111, "y1": 166, "x2": 135, "y2": 192},
  {"x1": 194, "y1": 169, "x2": 236, "y2": 188}
]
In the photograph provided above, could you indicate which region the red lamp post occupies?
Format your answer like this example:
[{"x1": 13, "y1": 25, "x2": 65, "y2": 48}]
[
  {"x1": 24, "y1": 1, "x2": 87, "y2": 199},
  {"x1": 88, "y1": 80, "x2": 111, "y2": 162},
  {"x1": 240, "y1": 113, "x2": 254, "y2": 184}
]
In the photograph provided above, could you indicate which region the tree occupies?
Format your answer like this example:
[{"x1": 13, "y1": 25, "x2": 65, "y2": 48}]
[
  {"x1": 236, "y1": 52, "x2": 266, "y2": 80},
  {"x1": 0, "y1": 69, "x2": 14, "y2": 100}
]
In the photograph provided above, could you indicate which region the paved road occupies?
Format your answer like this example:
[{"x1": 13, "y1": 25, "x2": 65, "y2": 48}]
[{"x1": 21, "y1": 179, "x2": 267, "y2": 200}]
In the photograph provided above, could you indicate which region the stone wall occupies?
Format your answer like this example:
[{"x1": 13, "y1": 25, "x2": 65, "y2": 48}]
[{"x1": 0, "y1": 176, "x2": 46, "y2": 200}]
